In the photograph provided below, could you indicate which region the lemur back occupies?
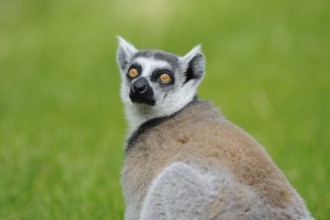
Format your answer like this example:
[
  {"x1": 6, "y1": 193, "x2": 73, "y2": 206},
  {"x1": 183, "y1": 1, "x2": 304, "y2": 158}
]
[{"x1": 116, "y1": 37, "x2": 313, "y2": 220}]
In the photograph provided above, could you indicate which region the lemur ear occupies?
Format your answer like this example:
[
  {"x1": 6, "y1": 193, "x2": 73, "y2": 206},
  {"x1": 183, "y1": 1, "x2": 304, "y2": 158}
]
[
  {"x1": 181, "y1": 45, "x2": 205, "y2": 84},
  {"x1": 117, "y1": 36, "x2": 137, "y2": 71}
]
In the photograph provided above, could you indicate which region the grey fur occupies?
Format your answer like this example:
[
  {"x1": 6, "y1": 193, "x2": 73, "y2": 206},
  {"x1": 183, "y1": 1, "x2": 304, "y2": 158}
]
[
  {"x1": 133, "y1": 50, "x2": 180, "y2": 69},
  {"x1": 140, "y1": 162, "x2": 215, "y2": 220},
  {"x1": 140, "y1": 162, "x2": 311, "y2": 220},
  {"x1": 184, "y1": 53, "x2": 204, "y2": 83},
  {"x1": 117, "y1": 37, "x2": 313, "y2": 220},
  {"x1": 117, "y1": 37, "x2": 137, "y2": 71}
]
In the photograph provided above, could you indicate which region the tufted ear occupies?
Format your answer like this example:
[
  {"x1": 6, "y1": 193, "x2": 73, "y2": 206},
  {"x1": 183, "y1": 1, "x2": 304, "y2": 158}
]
[
  {"x1": 117, "y1": 36, "x2": 137, "y2": 71},
  {"x1": 181, "y1": 45, "x2": 205, "y2": 84}
]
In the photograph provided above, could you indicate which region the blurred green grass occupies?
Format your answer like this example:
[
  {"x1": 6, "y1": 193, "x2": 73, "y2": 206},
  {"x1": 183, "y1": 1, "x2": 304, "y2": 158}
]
[{"x1": 0, "y1": 0, "x2": 329, "y2": 219}]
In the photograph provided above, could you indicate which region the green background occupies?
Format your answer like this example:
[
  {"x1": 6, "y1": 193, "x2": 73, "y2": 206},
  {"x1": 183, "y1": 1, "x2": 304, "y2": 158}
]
[{"x1": 1, "y1": 0, "x2": 329, "y2": 219}]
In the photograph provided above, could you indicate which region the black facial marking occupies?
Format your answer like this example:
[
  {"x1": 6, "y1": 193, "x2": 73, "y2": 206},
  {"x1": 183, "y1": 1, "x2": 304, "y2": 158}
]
[
  {"x1": 150, "y1": 69, "x2": 175, "y2": 85},
  {"x1": 129, "y1": 77, "x2": 155, "y2": 106},
  {"x1": 126, "y1": 64, "x2": 142, "y2": 80}
]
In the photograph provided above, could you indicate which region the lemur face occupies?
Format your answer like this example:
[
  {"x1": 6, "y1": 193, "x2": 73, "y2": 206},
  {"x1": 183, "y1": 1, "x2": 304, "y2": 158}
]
[
  {"x1": 117, "y1": 37, "x2": 205, "y2": 120},
  {"x1": 123, "y1": 51, "x2": 183, "y2": 107}
]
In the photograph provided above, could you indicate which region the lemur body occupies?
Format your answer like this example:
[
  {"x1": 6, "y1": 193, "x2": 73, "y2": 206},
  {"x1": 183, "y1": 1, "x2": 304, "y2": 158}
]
[{"x1": 116, "y1": 37, "x2": 313, "y2": 220}]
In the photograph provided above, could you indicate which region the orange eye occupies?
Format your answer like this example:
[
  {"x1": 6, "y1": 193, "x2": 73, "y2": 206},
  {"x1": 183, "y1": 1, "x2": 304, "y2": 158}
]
[
  {"x1": 128, "y1": 68, "x2": 138, "y2": 78},
  {"x1": 159, "y1": 73, "x2": 172, "y2": 84}
]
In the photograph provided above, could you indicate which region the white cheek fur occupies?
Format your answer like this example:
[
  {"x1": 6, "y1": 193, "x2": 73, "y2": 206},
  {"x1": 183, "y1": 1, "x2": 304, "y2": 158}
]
[
  {"x1": 135, "y1": 58, "x2": 171, "y2": 78},
  {"x1": 122, "y1": 78, "x2": 202, "y2": 135},
  {"x1": 119, "y1": 48, "x2": 205, "y2": 134}
]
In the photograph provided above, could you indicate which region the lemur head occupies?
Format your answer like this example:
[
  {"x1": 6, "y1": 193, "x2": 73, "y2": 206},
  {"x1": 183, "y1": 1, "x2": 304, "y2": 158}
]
[{"x1": 116, "y1": 37, "x2": 205, "y2": 132}]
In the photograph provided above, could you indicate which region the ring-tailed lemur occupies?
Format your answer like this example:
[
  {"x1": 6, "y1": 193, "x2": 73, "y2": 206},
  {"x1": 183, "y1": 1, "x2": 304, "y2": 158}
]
[{"x1": 116, "y1": 37, "x2": 313, "y2": 220}]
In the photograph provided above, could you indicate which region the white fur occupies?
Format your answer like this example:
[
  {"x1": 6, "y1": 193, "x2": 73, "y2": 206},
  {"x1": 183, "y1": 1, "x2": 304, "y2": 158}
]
[
  {"x1": 135, "y1": 58, "x2": 171, "y2": 78},
  {"x1": 118, "y1": 46, "x2": 204, "y2": 134},
  {"x1": 123, "y1": 79, "x2": 199, "y2": 134},
  {"x1": 117, "y1": 36, "x2": 137, "y2": 58},
  {"x1": 181, "y1": 44, "x2": 202, "y2": 62}
]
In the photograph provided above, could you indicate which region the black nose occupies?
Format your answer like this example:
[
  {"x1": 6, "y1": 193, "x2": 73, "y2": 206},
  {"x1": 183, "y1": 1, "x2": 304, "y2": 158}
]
[
  {"x1": 129, "y1": 77, "x2": 155, "y2": 106},
  {"x1": 132, "y1": 77, "x2": 148, "y2": 94}
]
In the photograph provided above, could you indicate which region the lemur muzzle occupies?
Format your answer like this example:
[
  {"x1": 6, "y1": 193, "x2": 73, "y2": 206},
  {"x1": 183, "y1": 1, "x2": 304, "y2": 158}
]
[{"x1": 129, "y1": 77, "x2": 155, "y2": 106}]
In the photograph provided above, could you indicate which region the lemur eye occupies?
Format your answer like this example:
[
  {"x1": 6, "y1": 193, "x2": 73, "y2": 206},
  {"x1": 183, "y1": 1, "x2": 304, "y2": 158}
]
[
  {"x1": 159, "y1": 73, "x2": 172, "y2": 84},
  {"x1": 128, "y1": 68, "x2": 139, "y2": 78}
]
